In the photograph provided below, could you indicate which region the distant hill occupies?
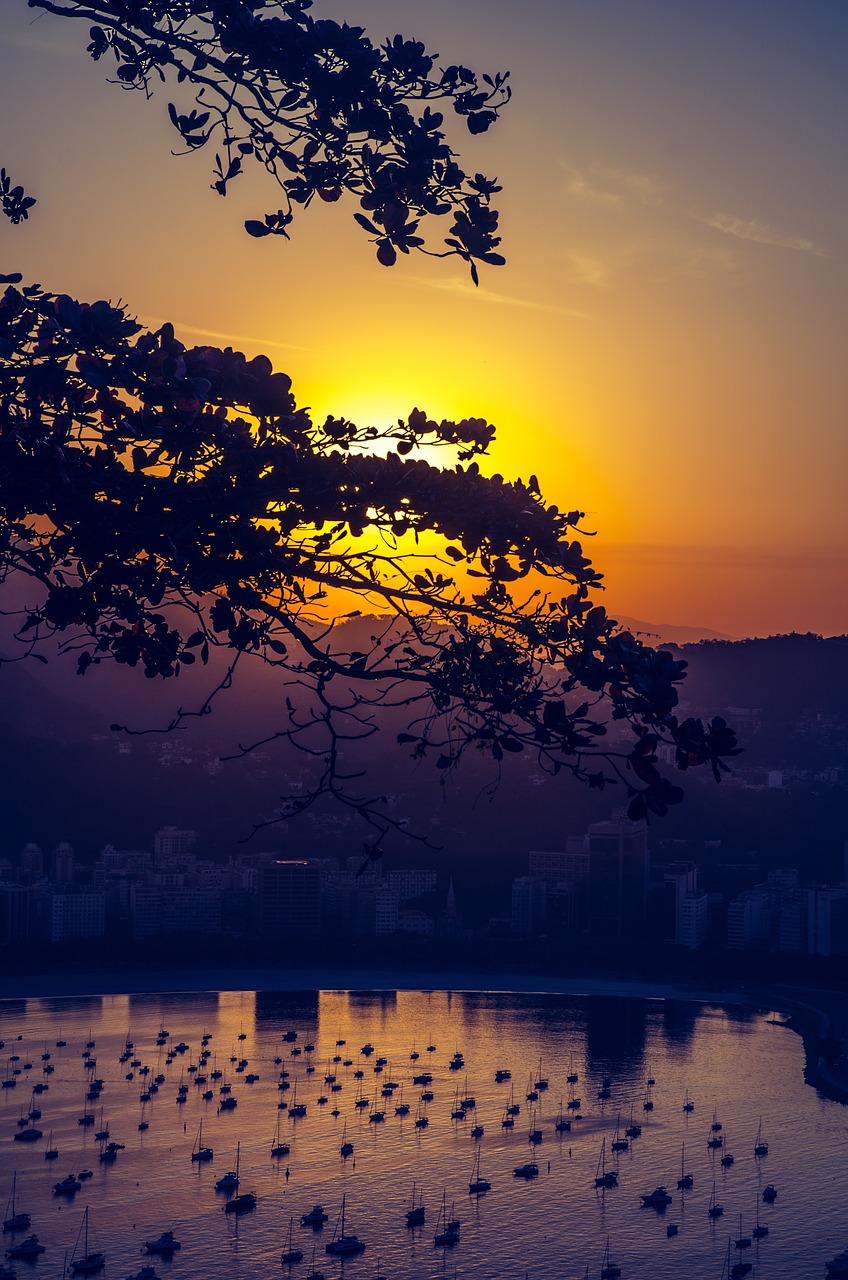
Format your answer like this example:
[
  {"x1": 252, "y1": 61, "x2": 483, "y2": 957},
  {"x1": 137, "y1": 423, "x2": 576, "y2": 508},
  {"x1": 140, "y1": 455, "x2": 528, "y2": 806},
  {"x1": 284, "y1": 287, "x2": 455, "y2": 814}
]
[
  {"x1": 2, "y1": 623, "x2": 846, "y2": 891},
  {"x1": 675, "y1": 632, "x2": 848, "y2": 723},
  {"x1": 614, "y1": 616, "x2": 735, "y2": 645}
]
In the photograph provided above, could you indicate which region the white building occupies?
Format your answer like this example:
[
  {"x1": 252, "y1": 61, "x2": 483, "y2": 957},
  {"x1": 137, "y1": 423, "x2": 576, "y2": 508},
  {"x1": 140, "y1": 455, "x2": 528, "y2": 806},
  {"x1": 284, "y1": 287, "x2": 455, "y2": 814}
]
[
  {"x1": 663, "y1": 861, "x2": 708, "y2": 947},
  {"x1": 679, "y1": 891, "x2": 710, "y2": 949}
]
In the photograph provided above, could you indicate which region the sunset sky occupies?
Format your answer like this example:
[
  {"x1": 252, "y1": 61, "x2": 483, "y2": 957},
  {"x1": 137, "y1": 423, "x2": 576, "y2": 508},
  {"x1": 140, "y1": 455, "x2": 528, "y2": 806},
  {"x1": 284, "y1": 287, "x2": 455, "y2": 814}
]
[{"x1": 2, "y1": 0, "x2": 847, "y2": 638}]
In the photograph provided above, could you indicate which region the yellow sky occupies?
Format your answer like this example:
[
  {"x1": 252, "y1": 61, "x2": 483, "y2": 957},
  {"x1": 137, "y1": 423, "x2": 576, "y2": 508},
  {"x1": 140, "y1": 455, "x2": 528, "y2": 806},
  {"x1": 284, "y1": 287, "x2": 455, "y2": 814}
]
[{"x1": 2, "y1": 0, "x2": 847, "y2": 637}]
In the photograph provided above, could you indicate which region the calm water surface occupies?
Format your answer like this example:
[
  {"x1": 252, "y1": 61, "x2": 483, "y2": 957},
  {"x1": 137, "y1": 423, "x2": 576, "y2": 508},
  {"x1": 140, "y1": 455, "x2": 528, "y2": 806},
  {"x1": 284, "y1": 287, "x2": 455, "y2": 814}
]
[{"x1": 1, "y1": 988, "x2": 844, "y2": 1280}]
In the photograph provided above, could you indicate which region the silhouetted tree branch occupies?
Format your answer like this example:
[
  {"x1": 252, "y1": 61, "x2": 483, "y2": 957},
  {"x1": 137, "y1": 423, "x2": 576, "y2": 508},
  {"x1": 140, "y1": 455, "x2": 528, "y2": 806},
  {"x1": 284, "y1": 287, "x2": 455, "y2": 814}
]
[
  {"x1": 0, "y1": 279, "x2": 741, "y2": 836},
  {"x1": 0, "y1": 169, "x2": 36, "y2": 226},
  {"x1": 27, "y1": 0, "x2": 508, "y2": 280}
]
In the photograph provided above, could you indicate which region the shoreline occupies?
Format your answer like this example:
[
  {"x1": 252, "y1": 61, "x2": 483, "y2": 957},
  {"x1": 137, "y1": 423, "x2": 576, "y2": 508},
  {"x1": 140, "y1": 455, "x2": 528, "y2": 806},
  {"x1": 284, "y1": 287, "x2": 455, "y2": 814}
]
[{"x1": 1, "y1": 964, "x2": 846, "y2": 1106}]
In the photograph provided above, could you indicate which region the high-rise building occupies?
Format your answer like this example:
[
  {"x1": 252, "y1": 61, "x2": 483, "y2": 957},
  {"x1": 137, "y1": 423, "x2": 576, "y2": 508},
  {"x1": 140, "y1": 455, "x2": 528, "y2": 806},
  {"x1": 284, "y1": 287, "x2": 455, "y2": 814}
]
[
  {"x1": 386, "y1": 869, "x2": 437, "y2": 902},
  {"x1": 18, "y1": 842, "x2": 43, "y2": 883},
  {"x1": 49, "y1": 890, "x2": 105, "y2": 943},
  {"x1": 51, "y1": 842, "x2": 75, "y2": 886},
  {"x1": 726, "y1": 888, "x2": 773, "y2": 949},
  {"x1": 511, "y1": 876, "x2": 547, "y2": 939},
  {"x1": 0, "y1": 884, "x2": 31, "y2": 945},
  {"x1": 259, "y1": 860, "x2": 321, "y2": 938},
  {"x1": 153, "y1": 826, "x2": 198, "y2": 864},
  {"x1": 587, "y1": 819, "x2": 649, "y2": 937},
  {"x1": 663, "y1": 861, "x2": 704, "y2": 946},
  {"x1": 131, "y1": 886, "x2": 222, "y2": 940},
  {"x1": 529, "y1": 844, "x2": 589, "y2": 890},
  {"x1": 678, "y1": 891, "x2": 710, "y2": 949}
]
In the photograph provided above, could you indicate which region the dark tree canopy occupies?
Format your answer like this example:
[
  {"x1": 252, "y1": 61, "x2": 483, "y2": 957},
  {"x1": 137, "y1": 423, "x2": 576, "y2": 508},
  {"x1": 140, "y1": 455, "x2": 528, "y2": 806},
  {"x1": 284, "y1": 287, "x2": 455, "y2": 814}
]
[
  {"x1": 2, "y1": 2, "x2": 739, "y2": 841},
  {"x1": 27, "y1": 0, "x2": 509, "y2": 279},
  {"x1": 0, "y1": 276, "x2": 740, "y2": 839}
]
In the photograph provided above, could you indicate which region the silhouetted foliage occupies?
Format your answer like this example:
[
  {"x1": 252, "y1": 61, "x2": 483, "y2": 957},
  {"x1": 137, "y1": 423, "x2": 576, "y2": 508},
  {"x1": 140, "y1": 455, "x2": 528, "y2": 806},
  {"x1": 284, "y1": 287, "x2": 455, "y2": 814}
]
[
  {"x1": 28, "y1": 0, "x2": 508, "y2": 280},
  {"x1": 0, "y1": 169, "x2": 36, "y2": 225},
  {"x1": 0, "y1": 280, "x2": 740, "y2": 838}
]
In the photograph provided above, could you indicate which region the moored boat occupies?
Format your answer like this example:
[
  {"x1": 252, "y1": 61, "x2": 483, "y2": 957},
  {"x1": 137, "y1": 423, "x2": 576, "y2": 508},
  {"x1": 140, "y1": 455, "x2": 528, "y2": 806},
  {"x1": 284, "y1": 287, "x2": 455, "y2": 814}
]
[
  {"x1": 640, "y1": 1186, "x2": 672, "y2": 1208},
  {"x1": 3, "y1": 1174, "x2": 30, "y2": 1233},
  {"x1": 280, "y1": 1218, "x2": 303, "y2": 1265},
  {"x1": 68, "y1": 1207, "x2": 105, "y2": 1275},
  {"x1": 6, "y1": 1235, "x2": 45, "y2": 1260},
  {"x1": 325, "y1": 1196, "x2": 365, "y2": 1257},
  {"x1": 143, "y1": 1232, "x2": 181, "y2": 1256}
]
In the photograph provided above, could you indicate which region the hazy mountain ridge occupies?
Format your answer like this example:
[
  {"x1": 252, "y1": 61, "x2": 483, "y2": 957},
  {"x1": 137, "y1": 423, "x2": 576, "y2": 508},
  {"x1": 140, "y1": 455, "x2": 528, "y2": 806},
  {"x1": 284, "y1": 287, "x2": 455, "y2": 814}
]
[{"x1": 2, "y1": 630, "x2": 846, "y2": 896}]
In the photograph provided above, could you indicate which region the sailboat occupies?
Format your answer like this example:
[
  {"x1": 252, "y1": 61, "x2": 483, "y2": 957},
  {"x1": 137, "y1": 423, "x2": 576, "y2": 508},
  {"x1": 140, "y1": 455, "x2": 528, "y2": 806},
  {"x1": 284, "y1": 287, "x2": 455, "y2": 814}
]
[
  {"x1": 214, "y1": 1142, "x2": 240, "y2": 1191},
  {"x1": 224, "y1": 1189, "x2": 256, "y2": 1216},
  {"x1": 611, "y1": 1114, "x2": 628, "y2": 1152},
  {"x1": 3, "y1": 1173, "x2": 30, "y2": 1232},
  {"x1": 339, "y1": 1121, "x2": 353, "y2": 1160},
  {"x1": 683, "y1": 1088, "x2": 695, "y2": 1112},
  {"x1": 754, "y1": 1117, "x2": 769, "y2": 1157},
  {"x1": 405, "y1": 1183, "x2": 425, "y2": 1227},
  {"x1": 752, "y1": 1200, "x2": 769, "y2": 1239},
  {"x1": 468, "y1": 1148, "x2": 491, "y2": 1195},
  {"x1": 594, "y1": 1137, "x2": 618, "y2": 1188},
  {"x1": 68, "y1": 1206, "x2": 105, "y2": 1274},
  {"x1": 280, "y1": 1218, "x2": 303, "y2": 1266},
  {"x1": 726, "y1": 1237, "x2": 753, "y2": 1279},
  {"x1": 394, "y1": 1084, "x2": 410, "y2": 1116},
  {"x1": 271, "y1": 1113, "x2": 290, "y2": 1159},
  {"x1": 44, "y1": 1130, "x2": 59, "y2": 1160},
  {"x1": 192, "y1": 1121, "x2": 213, "y2": 1162},
  {"x1": 433, "y1": 1191, "x2": 460, "y2": 1247},
  {"x1": 720, "y1": 1131, "x2": 734, "y2": 1166},
  {"x1": 677, "y1": 1142, "x2": 693, "y2": 1190},
  {"x1": 554, "y1": 1096, "x2": 571, "y2": 1132},
  {"x1": 600, "y1": 1236, "x2": 621, "y2": 1279},
  {"x1": 325, "y1": 1195, "x2": 366, "y2": 1256},
  {"x1": 708, "y1": 1181, "x2": 724, "y2": 1219},
  {"x1": 734, "y1": 1213, "x2": 751, "y2": 1249},
  {"x1": 288, "y1": 1080, "x2": 307, "y2": 1119}
]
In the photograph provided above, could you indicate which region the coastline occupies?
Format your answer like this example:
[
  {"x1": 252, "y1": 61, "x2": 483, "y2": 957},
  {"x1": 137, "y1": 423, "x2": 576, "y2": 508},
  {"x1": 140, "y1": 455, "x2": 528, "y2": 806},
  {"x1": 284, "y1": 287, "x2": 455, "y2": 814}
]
[{"x1": 1, "y1": 964, "x2": 845, "y2": 1107}]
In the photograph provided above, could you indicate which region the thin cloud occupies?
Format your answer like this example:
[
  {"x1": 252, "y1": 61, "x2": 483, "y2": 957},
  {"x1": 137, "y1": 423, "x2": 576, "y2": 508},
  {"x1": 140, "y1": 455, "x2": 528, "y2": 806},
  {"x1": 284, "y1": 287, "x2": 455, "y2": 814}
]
[
  {"x1": 564, "y1": 252, "x2": 614, "y2": 289},
  {"x1": 566, "y1": 173, "x2": 621, "y2": 207},
  {"x1": 706, "y1": 213, "x2": 825, "y2": 256},
  {"x1": 140, "y1": 316, "x2": 314, "y2": 353},
  {"x1": 602, "y1": 166, "x2": 667, "y2": 207},
  {"x1": 563, "y1": 163, "x2": 666, "y2": 209},
  {"x1": 414, "y1": 276, "x2": 590, "y2": 318}
]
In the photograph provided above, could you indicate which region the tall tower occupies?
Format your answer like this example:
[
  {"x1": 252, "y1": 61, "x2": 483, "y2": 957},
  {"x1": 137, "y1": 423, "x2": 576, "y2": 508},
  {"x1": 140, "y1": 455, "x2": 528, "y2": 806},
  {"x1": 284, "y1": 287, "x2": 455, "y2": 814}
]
[
  {"x1": 587, "y1": 819, "x2": 648, "y2": 937},
  {"x1": 259, "y1": 860, "x2": 321, "y2": 938}
]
